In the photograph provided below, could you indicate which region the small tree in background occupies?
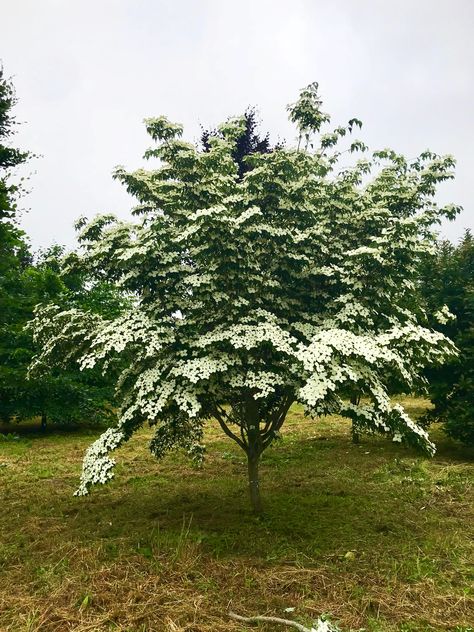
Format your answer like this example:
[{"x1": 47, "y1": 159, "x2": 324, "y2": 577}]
[
  {"x1": 1, "y1": 244, "x2": 124, "y2": 429},
  {"x1": 421, "y1": 231, "x2": 474, "y2": 445},
  {"x1": 31, "y1": 83, "x2": 459, "y2": 512}
]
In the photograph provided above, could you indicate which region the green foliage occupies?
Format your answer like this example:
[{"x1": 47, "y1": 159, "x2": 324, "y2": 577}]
[
  {"x1": 0, "y1": 64, "x2": 33, "y2": 422},
  {"x1": 287, "y1": 81, "x2": 331, "y2": 149},
  {"x1": 0, "y1": 65, "x2": 123, "y2": 428},
  {"x1": 421, "y1": 231, "x2": 474, "y2": 445},
  {"x1": 0, "y1": 65, "x2": 29, "y2": 223},
  {"x1": 1, "y1": 246, "x2": 121, "y2": 426}
]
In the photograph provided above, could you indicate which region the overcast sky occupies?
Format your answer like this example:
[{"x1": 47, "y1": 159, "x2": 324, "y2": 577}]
[{"x1": 3, "y1": 0, "x2": 473, "y2": 250}]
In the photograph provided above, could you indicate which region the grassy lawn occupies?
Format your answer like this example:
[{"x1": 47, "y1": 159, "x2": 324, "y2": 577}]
[{"x1": 0, "y1": 397, "x2": 472, "y2": 631}]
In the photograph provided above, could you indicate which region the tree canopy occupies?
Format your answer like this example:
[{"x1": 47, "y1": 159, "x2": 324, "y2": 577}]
[{"x1": 31, "y1": 82, "x2": 459, "y2": 511}]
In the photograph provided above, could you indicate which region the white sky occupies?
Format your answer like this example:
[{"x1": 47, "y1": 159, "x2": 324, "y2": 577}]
[{"x1": 2, "y1": 0, "x2": 473, "y2": 249}]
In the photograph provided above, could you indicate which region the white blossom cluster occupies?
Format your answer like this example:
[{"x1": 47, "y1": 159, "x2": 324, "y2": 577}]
[
  {"x1": 434, "y1": 304, "x2": 456, "y2": 325},
  {"x1": 197, "y1": 318, "x2": 298, "y2": 356},
  {"x1": 75, "y1": 427, "x2": 125, "y2": 496}
]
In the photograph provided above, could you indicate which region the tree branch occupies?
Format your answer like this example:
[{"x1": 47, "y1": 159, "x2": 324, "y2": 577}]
[
  {"x1": 261, "y1": 394, "x2": 294, "y2": 448},
  {"x1": 228, "y1": 611, "x2": 314, "y2": 632},
  {"x1": 262, "y1": 392, "x2": 293, "y2": 435},
  {"x1": 239, "y1": 423, "x2": 248, "y2": 449},
  {"x1": 213, "y1": 405, "x2": 246, "y2": 451}
]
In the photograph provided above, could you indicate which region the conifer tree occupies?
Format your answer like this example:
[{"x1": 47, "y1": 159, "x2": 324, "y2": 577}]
[{"x1": 422, "y1": 231, "x2": 474, "y2": 445}]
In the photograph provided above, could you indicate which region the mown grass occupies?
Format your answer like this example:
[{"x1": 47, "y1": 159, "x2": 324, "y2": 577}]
[{"x1": 0, "y1": 397, "x2": 472, "y2": 631}]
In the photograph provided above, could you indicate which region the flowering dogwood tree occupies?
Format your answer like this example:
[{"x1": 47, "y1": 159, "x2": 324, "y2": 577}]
[{"x1": 31, "y1": 83, "x2": 459, "y2": 512}]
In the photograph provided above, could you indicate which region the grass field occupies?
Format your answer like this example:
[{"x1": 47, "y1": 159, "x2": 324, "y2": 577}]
[{"x1": 0, "y1": 398, "x2": 472, "y2": 631}]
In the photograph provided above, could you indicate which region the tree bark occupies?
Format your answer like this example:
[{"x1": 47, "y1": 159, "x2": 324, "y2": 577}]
[
  {"x1": 351, "y1": 424, "x2": 360, "y2": 444},
  {"x1": 247, "y1": 452, "x2": 263, "y2": 514},
  {"x1": 244, "y1": 392, "x2": 264, "y2": 514},
  {"x1": 40, "y1": 412, "x2": 47, "y2": 431},
  {"x1": 350, "y1": 392, "x2": 361, "y2": 444}
]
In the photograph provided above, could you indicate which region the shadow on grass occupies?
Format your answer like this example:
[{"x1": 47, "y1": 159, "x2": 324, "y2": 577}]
[
  {"x1": 28, "y1": 429, "x2": 464, "y2": 567},
  {"x1": 1, "y1": 401, "x2": 472, "y2": 631},
  {"x1": 0, "y1": 419, "x2": 109, "y2": 438}
]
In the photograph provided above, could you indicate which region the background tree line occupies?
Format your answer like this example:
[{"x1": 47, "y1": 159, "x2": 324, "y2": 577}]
[
  {"x1": 0, "y1": 65, "x2": 472, "y2": 448},
  {"x1": 0, "y1": 66, "x2": 124, "y2": 429}
]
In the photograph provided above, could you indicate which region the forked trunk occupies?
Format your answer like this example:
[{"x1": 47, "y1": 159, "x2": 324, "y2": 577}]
[
  {"x1": 213, "y1": 392, "x2": 293, "y2": 513},
  {"x1": 247, "y1": 452, "x2": 263, "y2": 514}
]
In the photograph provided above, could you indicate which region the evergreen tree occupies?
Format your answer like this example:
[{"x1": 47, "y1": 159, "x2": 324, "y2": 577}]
[
  {"x1": 0, "y1": 64, "x2": 32, "y2": 421},
  {"x1": 201, "y1": 107, "x2": 278, "y2": 179},
  {"x1": 422, "y1": 231, "x2": 474, "y2": 445}
]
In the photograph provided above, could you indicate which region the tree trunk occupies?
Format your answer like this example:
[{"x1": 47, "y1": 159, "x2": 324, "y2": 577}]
[
  {"x1": 351, "y1": 423, "x2": 360, "y2": 444},
  {"x1": 244, "y1": 393, "x2": 264, "y2": 514},
  {"x1": 41, "y1": 412, "x2": 47, "y2": 431},
  {"x1": 247, "y1": 452, "x2": 263, "y2": 514},
  {"x1": 350, "y1": 393, "x2": 361, "y2": 444}
]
